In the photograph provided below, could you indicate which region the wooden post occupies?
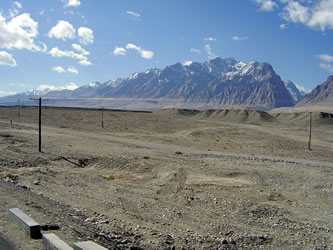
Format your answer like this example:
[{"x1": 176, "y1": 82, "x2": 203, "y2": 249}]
[
  {"x1": 17, "y1": 99, "x2": 20, "y2": 118},
  {"x1": 305, "y1": 115, "x2": 307, "y2": 132},
  {"x1": 30, "y1": 97, "x2": 49, "y2": 152},
  {"x1": 38, "y1": 97, "x2": 42, "y2": 152},
  {"x1": 101, "y1": 107, "x2": 104, "y2": 128},
  {"x1": 308, "y1": 112, "x2": 312, "y2": 150}
]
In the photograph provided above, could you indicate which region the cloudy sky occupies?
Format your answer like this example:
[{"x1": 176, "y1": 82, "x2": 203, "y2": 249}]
[{"x1": 1, "y1": 0, "x2": 333, "y2": 96}]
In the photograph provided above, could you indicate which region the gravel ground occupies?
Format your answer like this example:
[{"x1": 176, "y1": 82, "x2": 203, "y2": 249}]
[{"x1": 0, "y1": 106, "x2": 332, "y2": 249}]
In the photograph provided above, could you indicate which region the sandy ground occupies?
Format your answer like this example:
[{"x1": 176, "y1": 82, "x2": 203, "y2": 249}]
[{"x1": 0, "y1": 106, "x2": 332, "y2": 249}]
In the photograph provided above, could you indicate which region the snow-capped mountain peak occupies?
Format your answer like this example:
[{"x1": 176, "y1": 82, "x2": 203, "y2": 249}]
[
  {"x1": 0, "y1": 57, "x2": 298, "y2": 110},
  {"x1": 129, "y1": 73, "x2": 139, "y2": 80},
  {"x1": 283, "y1": 80, "x2": 307, "y2": 104}
]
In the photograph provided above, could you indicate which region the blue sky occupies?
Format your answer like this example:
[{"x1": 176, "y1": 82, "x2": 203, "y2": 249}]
[{"x1": 1, "y1": 0, "x2": 333, "y2": 96}]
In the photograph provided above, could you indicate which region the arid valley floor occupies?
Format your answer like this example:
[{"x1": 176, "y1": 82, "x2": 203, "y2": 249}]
[{"x1": 0, "y1": 106, "x2": 332, "y2": 249}]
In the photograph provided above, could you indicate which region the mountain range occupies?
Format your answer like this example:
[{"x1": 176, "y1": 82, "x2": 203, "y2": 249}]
[{"x1": 0, "y1": 57, "x2": 310, "y2": 110}]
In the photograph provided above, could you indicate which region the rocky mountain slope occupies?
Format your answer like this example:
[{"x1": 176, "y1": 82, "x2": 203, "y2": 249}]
[
  {"x1": 1, "y1": 57, "x2": 296, "y2": 110},
  {"x1": 297, "y1": 75, "x2": 333, "y2": 107}
]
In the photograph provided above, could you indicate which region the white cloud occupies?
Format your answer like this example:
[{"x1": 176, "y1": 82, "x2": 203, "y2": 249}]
[
  {"x1": 254, "y1": 0, "x2": 278, "y2": 12},
  {"x1": 126, "y1": 43, "x2": 154, "y2": 59},
  {"x1": 36, "y1": 84, "x2": 59, "y2": 91},
  {"x1": 232, "y1": 36, "x2": 249, "y2": 40},
  {"x1": 0, "y1": 51, "x2": 17, "y2": 67},
  {"x1": 204, "y1": 37, "x2": 217, "y2": 41},
  {"x1": 258, "y1": 0, "x2": 333, "y2": 32},
  {"x1": 319, "y1": 63, "x2": 333, "y2": 72},
  {"x1": 280, "y1": 23, "x2": 287, "y2": 29},
  {"x1": 67, "y1": 66, "x2": 78, "y2": 74},
  {"x1": 9, "y1": 9, "x2": 19, "y2": 18},
  {"x1": 0, "y1": 90, "x2": 16, "y2": 97},
  {"x1": 79, "y1": 60, "x2": 92, "y2": 66},
  {"x1": 48, "y1": 20, "x2": 76, "y2": 41},
  {"x1": 52, "y1": 65, "x2": 79, "y2": 74},
  {"x1": 9, "y1": 2, "x2": 22, "y2": 18},
  {"x1": 308, "y1": 0, "x2": 333, "y2": 31},
  {"x1": 113, "y1": 46, "x2": 126, "y2": 56},
  {"x1": 36, "y1": 82, "x2": 79, "y2": 91},
  {"x1": 113, "y1": 43, "x2": 154, "y2": 59},
  {"x1": 72, "y1": 43, "x2": 89, "y2": 55},
  {"x1": 64, "y1": 0, "x2": 81, "y2": 8},
  {"x1": 52, "y1": 66, "x2": 65, "y2": 73},
  {"x1": 65, "y1": 82, "x2": 79, "y2": 90},
  {"x1": 281, "y1": 1, "x2": 310, "y2": 23},
  {"x1": 0, "y1": 13, "x2": 45, "y2": 52},
  {"x1": 14, "y1": 2, "x2": 22, "y2": 9},
  {"x1": 316, "y1": 54, "x2": 333, "y2": 62},
  {"x1": 190, "y1": 48, "x2": 201, "y2": 54},
  {"x1": 183, "y1": 61, "x2": 193, "y2": 66},
  {"x1": 205, "y1": 44, "x2": 216, "y2": 59},
  {"x1": 49, "y1": 47, "x2": 92, "y2": 66},
  {"x1": 126, "y1": 11, "x2": 140, "y2": 17},
  {"x1": 49, "y1": 47, "x2": 86, "y2": 61},
  {"x1": 78, "y1": 27, "x2": 94, "y2": 44}
]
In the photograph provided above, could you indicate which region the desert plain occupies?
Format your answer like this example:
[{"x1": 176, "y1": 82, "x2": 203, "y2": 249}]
[{"x1": 0, "y1": 106, "x2": 332, "y2": 249}]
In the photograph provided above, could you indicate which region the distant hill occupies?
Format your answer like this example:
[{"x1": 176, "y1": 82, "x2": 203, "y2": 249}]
[{"x1": 0, "y1": 57, "x2": 296, "y2": 110}]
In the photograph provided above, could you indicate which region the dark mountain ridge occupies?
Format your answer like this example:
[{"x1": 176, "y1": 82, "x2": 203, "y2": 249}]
[
  {"x1": 297, "y1": 75, "x2": 333, "y2": 106},
  {"x1": 1, "y1": 57, "x2": 299, "y2": 110}
]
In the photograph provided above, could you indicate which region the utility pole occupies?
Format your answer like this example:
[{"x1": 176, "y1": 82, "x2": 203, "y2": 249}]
[
  {"x1": 17, "y1": 99, "x2": 21, "y2": 118},
  {"x1": 30, "y1": 97, "x2": 49, "y2": 152},
  {"x1": 38, "y1": 97, "x2": 42, "y2": 152},
  {"x1": 305, "y1": 115, "x2": 308, "y2": 132},
  {"x1": 101, "y1": 106, "x2": 104, "y2": 128},
  {"x1": 99, "y1": 99, "x2": 104, "y2": 128},
  {"x1": 308, "y1": 112, "x2": 312, "y2": 150}
]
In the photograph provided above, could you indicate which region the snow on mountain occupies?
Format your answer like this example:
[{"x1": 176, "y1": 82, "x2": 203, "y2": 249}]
[
  {"x1": 105, "y1": 78, "x2": 123, "y2": 88},
  {"x1": 283, "y1": 80, "x2": 307, "y2": 104},
  {"x1": 1, "y1": 57, "x2": 300, "y2": 110},
  {"x1": 183, "y1": 61, "x2": 193, "y2": 66},
  {"x1": 295, "y1": 83, "x2": 311, "y2": 95},
  {"x1": 85, "y1": 57, "x2": 295, "y2": 109}
]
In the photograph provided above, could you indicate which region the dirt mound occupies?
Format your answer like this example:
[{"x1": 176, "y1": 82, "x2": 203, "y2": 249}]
[
  {"x1": 273, "y1": 112, "x2": 333, "y2": 125},
  {"x1": 195, "y1": 109, "x2": 276, "y2": 123},
  {"x1": 154, "y1": 108, "x2": 200, "y2": 117}
]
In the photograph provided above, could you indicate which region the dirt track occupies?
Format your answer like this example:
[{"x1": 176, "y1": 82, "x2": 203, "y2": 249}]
[{"x1": 0, "y1": 106, "x2": 332, "y2": 249}]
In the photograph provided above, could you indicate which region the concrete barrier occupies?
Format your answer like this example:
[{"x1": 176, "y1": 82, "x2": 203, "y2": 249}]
[
  {"x1": 8, "y1": 208, "x2": 41, "y2": 239},
  {"x1": 43, "y1": 233, "x2": 73, "y2": 250},
  {"x1": 73, "y1": 240, "x2": 108, "y2": 250}
]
